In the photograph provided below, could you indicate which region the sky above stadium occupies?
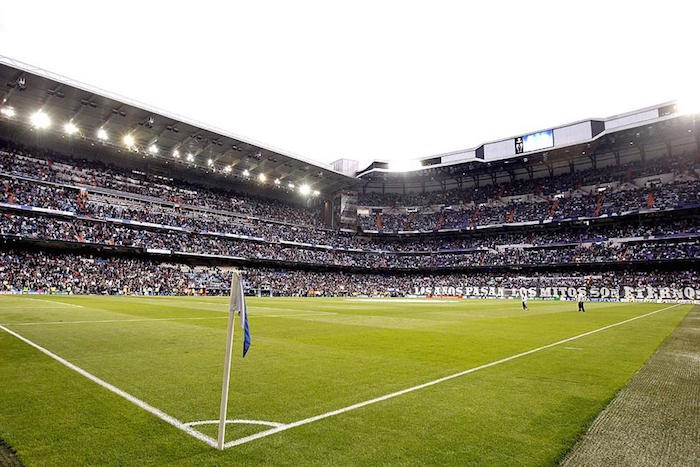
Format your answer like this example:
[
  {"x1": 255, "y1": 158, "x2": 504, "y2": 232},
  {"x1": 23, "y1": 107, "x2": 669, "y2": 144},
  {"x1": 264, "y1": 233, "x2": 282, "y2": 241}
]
[{"x1": 0, "y1": 1, "x2": 697, "y2": 168}]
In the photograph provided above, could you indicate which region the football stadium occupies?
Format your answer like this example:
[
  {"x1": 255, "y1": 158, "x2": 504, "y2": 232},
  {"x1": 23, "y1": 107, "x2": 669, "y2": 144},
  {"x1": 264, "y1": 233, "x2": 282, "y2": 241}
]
[{"x1": 0, "y1": 19, "x2": 699, "y2": 466}]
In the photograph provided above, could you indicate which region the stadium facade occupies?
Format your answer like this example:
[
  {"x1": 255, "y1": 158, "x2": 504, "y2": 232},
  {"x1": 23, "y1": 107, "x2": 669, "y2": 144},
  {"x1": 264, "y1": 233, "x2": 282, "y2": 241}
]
[{"x1": 0, "y1": 56, "x2": 697, "y2": 298}]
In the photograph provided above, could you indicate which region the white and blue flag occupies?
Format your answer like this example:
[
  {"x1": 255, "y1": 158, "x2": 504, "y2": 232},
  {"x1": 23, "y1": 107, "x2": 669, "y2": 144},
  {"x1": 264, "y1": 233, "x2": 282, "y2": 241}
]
[{"x1": 230, "y1": 272, "x2": 251, "y2": 357}]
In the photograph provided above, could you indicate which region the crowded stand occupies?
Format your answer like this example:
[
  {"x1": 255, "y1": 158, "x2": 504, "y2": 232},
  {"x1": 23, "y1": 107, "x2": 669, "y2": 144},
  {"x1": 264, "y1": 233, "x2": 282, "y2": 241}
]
[
  {"x1": 357, "y1": 152, "x2": 698, "y2": 206},
  {"x1": 1, "y1": 249, "x2": 697, "y2": 297},
  {"x1": 0, "y1": 130, "x2": 698, "y2": 293},
  {"x1": 0, "y1": 145, "x2": 326, "y2": 228},
  {"x1": 358, "y1": 180, "x2": 700, "y2": 232},
  {"x1": 1, "y1": 213, "x2": 697, "y2": 269},
  {"x1": 2, "y1": 146, "x2": 699, "y2": 238}
]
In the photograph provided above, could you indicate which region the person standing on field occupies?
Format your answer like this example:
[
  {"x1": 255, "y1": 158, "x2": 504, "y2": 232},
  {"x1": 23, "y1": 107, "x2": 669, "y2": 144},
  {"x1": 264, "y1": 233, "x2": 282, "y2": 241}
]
[
  {"x1": 521, "y1": 290, "x2": 528, "y2": 311},
  {"x1": 577, "y1": 291, "x2": 585, "y2": 312}
]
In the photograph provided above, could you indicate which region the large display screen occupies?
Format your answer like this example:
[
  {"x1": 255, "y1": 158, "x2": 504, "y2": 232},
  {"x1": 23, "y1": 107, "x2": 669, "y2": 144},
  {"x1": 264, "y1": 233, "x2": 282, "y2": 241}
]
[{"x1": 517, "y1": 129, "x2": 554, "y2": 153}]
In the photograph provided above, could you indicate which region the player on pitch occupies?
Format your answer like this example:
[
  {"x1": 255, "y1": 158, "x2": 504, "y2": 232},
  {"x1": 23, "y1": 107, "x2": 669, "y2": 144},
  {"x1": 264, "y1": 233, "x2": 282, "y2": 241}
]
[{"x1": 577, "y1": 291, "x2": 585, "y2": 312}]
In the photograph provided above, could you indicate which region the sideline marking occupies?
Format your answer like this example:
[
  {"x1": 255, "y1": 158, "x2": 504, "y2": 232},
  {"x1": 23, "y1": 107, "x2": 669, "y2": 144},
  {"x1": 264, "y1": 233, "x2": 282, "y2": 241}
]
[
  {"x1": 256, "y1": 312, "x2": 337, "y2": 318},
  {"x1": 0, "y1": 324, "x2": 218, "y2": 448},
  {"x1": 2, "y1": 313, "x2": 336, "y2": 326},
  {"x1": 223, "y1": 304, "x2": 681, "y2": 449}
]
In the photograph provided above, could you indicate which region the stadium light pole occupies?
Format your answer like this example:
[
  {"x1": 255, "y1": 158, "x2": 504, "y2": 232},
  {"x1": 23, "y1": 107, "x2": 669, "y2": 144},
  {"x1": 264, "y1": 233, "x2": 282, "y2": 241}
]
[{"x1": 217, "y1": 271, "x2": 240, "y2": 450}]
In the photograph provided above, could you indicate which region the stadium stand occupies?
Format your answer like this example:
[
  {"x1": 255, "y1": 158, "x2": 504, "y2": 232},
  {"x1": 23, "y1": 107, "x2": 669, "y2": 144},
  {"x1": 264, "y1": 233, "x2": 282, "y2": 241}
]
[{"x1": 0, "y1": 60, "x2": 697, "y2": 297}]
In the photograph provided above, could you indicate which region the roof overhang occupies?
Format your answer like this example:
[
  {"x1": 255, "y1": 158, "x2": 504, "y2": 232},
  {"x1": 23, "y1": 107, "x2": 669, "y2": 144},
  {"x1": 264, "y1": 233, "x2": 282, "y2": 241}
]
[
  {"x1": 356, "y1": 101, "x2": 694, "y2": 181},
  {"x1": 0, "y1": 55, "x2": 359, "y2": 197}
]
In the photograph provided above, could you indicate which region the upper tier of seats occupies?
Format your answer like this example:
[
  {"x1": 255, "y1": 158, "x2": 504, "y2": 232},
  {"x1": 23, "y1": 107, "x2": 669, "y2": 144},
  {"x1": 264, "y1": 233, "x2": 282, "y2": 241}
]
[
  {"x1": 1, "y1": 144, "x2": 698, "y2": 241},
  {"x1": 357, "y1": 153, "x2": 697, "y2": 207},
  {"x1": 0, "y1": 147, "x2": 326, "y2": 229}
]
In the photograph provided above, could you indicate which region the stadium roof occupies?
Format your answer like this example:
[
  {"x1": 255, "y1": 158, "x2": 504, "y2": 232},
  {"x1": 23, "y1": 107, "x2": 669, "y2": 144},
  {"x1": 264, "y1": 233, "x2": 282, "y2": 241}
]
[
  {"x1": 1, "y1": 55, "x2": 697, "y2": 197},
  {"x1": 0, "y1": 55, "x2": 359, "y2": 197},
  {"x1": 356, "y1": 101, "x2": 698, "y2": 192}
]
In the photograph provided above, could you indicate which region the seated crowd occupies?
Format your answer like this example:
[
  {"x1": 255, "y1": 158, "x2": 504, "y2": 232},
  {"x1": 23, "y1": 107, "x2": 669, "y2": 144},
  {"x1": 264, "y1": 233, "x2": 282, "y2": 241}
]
[
  {"x1": 1, "y1": 145, "x2": 699, "y2": 239},
  {"x1": 0, "y1": 146, "x2": 325, "y2": 228},
  {"x1": 1, "y1": 249, "x2": 697, "y2": 296},
  {"x1": 1, "y1": 213, "x2": 697, "y2": 269},
  {"x1": 0, "y1": 142, "x2": 697, "y2": 282},
  {"x1": 359, "y1": 179, "x2": 699, "y2": 232},
  {"x1": 358, "y1": 152, "x2": 698, "y2": 206}
]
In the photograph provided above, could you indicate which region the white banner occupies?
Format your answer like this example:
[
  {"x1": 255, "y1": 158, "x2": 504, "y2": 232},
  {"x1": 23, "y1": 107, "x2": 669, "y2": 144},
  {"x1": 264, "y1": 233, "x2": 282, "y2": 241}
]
[{"x1": 413, "y1": 285, "x2": 700, "y2": 301}]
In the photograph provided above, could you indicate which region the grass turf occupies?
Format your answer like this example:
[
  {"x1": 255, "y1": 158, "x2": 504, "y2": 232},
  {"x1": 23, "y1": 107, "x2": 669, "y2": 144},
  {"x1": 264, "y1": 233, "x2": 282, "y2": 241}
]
[{"x1": 0, "y1": 296, "x2": 691, "y2": 466}]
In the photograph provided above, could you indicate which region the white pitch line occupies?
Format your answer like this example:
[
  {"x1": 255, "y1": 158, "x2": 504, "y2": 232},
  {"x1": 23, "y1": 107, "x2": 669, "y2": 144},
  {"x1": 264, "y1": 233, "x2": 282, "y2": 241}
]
[
  {"x1": 223, "y1": 304, "x2": 681, "y2": 449},
  {"x1": 185, "y1": 419, "x2": 285, "y2": 428},
  {"x1": 0, "y1": 324, "x2": 218, "y2": 448},
  {"x1": 26, "y1": 297, "x2": 85, "y2": 308},
  {"x1": 3, "y1": 316, "x2": 229, "y2": 326},
  {"x1": 256, "y1": 312, "x2": 337, "y2": 318},
  {"x1": 2, "y1": 313, "x2": 337, "y2": 326}
]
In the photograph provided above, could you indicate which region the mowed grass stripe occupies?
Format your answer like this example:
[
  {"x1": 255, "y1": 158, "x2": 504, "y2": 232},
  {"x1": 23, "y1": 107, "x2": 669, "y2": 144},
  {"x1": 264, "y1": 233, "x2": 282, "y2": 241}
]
[
  {"x1": 223, "y1": 304, "x2": 681, "y2": 448},
  {"x1": 0, "y1": 297, "x2": 692, "y2": 465}
]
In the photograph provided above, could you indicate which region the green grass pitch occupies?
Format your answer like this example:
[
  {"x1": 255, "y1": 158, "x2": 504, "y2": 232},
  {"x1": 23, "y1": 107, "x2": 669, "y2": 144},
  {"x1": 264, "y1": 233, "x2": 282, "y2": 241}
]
[{"x1": 0, "y1": 296, "x2": 691, "y2": 465}]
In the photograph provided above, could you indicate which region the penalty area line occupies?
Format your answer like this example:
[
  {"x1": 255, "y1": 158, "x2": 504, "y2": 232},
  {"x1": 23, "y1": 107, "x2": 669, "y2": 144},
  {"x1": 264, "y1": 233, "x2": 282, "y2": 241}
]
[
  {"x1": 223, "y1": 303, "x2": 681, "y2": 449},
  {"x1": 0, "y1": 324, "x2": 218, "y2": 448}
]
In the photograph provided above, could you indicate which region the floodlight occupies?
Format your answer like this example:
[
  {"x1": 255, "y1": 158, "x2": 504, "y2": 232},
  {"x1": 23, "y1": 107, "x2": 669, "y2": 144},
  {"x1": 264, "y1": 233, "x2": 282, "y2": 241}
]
[
  {"x1": 299, "y1": 184, "x2": 311, "y2": 195},
  {"x1": 97, "y1": 128, "x2": 108, "y2": 140},
  {"x1": 172, "y1": 149, "x2": 180, "y2": 158},
  {"x1": 274, "y1": 178, "x2": 281, "y2": 185},
  {"x1": 186, "y1": 153, "x2": 194, "y2": 162},
  {"x1": 242, "y1": 169, "x2": 250, "y2": 177},
  {"x1": 30, "y1": 110, "x2": 51, "y2": 129},
  {"x1": 288, "y1": 182, "x2": 295, "y2": 189},
  {"x1": 313, "y1": 190, "x2": 320, "y2": 196},
  {"x1": 63, "y1": 122, "x2": 79, "y2": 135},
  {"x1": 258, "y1": 173, "x2": 266, "y2": 182},
  {"x1": 123, "y1": 134, "x2": 136, "y2": 148},
  {"x1": 677, "y1": 96, "x2": 700, "y2": 116},
  {"x1": 223, "y1": 165, "x2": 232, "y2": 173},
  {"x1": 207, "y1": 159, "x2": 214, "y2": 166},
  {"x1": 0, "y1": 106, "x2": 15, "y2": 118},
  {"x1": 148, "y1": 144, "x2": 159, "y2": 154}
]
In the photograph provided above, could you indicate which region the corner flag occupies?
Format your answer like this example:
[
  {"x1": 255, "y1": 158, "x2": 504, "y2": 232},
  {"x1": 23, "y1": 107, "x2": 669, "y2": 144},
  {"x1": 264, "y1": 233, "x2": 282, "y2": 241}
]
[
  {"x1": 217, "y1": 271, "x2": 251, "y2": 449},
  {"x1": 231, "y1": 272, "x2": 251, "y2": 357}
]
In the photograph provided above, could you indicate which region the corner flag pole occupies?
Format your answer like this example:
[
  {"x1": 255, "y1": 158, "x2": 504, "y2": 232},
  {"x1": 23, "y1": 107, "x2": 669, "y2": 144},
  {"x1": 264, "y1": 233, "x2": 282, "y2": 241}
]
[{"x1": 217, "y1": 271, "x2": 239, "y2": 450}]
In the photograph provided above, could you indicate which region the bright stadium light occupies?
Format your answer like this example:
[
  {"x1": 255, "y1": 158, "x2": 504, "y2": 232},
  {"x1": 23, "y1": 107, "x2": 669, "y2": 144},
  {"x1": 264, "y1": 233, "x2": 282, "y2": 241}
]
[
  {"x1": 223, "y1": 165, "x2": 232, "y2": 173},
  {"x1": 274, "y1": 178, "x2": 281, "y2": 185},
  {"x1": 148, "y1": 144, "x2": 159, "y2": 155},
  {"x1": 288, "y1": 182, "x2": 295, "y2": 189},
  {"x1": 172, "y1": 149, "x2": 180, "y2": 159},
  {"x1": 186, "y1": 153, "x2": 194, "y2": 162},
  {"x1": 677, "y1": 96, "x2": 700, "y2": 116},
  {"x1": 30, "y1": 110, "x2": 51, "y2": 129},
  {"x1": 258, "y1": 173, "x2": 266, "y2": 182},
  {"x1": 123, "y1": 134, "x2": 135, "y2": 148},
  {"x1": 299, "y1": 184, "x2": 311, "y2": 195},
  {"x1": 388, "y1": 159, "x2": 422, "y2": 172},
  {"x1": 242, "y1": 169, "x2": 250, "y2": 177},
  {"x1": 207, "y1": 158, "x2": 214, "y2": 166},
  {"x1": 97, "y1": 128, "x2": 109, "y2": 141},
  {"x1": 0, "y1": 106, "x2": 16, "y2": 118},
  {"x1": 63, "y1": 121, "x2": 79, "y2": 135},
  {"x1": 313, "y1": 190, "x2": 320, "y2": 196}
]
